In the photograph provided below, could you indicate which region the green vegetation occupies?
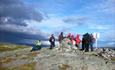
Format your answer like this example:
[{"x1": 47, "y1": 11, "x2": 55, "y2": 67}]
[
  {"x1": 0, "y1": 43, "x2": 38, "y2": 70},
  {"x1": 0, "y1": 56, "x2": 16, "y2": 64},
  {"x1": 21, "y1": 52, "x2": 39, "y2": 60},
  {"x1": 58, "y1": 64, "x2": 70, "y2": 70},
  {"x1": 0, "y1": 43, "x2": 30, "y2": 52},
  {"x1": 10, "y1": 62, "x2": 36, "y2": 70},
  {"x1": 0, "y1": 62, "x2": 36, "y2": 70},
  {"x1": 111, "y1": 57, "x2": 115, "y2": 61}
]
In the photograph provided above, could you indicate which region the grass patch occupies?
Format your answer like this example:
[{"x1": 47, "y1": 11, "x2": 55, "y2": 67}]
[
  {"x1": 58, "y1": 64, "x2": 70, "y2": 70},
  {"x1": 111, "y1": 57, "x2": 115, "y2": 61},
  {"x1": 0, "y1": 62, "x2": 36, "y2": 70},
  {"x1": 21, "y1": 52, "x2": 39, "y2": 60},
  {"x1": 0, "y1": 56, "x2": 16, "y2": 64},
  {"x1": 10, "y1": 62, "x2": 36, "y2": 70},
  {"x1": 0, "y1": 43, "x2": 30, "y2": 52},
  {"x1": 28, "y1": 52, "x2": 39, "y2": 57}
]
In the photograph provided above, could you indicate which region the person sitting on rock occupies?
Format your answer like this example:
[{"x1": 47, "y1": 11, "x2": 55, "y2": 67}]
[{"x1": 31, "y1": 40, "x2": 42, "y2": 52}]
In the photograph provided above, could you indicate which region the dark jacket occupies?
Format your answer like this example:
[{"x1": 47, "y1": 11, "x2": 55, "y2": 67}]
[
  {"x1": 49, "y1": 36, "x2": 55, "y2": 43},
  {"x1": 58, "y1": 34, "x2": 63, "y2": 42},
  {"x1": 83, "y1": 33, "x2": 91, "y2": 44}
]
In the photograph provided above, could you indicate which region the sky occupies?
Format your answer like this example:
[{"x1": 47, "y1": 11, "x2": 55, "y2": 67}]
[{"x1": 0, "y1": 0, "x2": 115, "y2": 47}]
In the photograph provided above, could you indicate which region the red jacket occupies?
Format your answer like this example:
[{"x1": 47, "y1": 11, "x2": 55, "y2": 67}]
[{"x1": 75, "y1": 34, "x2": 81, "y2": 44}]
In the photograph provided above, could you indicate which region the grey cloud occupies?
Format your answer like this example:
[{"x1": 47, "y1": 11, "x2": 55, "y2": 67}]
[
  {"x1": 63, "y1": 16, "x2": 88, "y2": 26},
  {"x1": 0, "y1": 0, "x2": 22, "y2": 5},
  {"x1": 0, "y1": 23, "x2": 43, "y2": 35},
  {"x1": 0, "y1": 0, "x2": 43, "y2": 27},
  {"x1": 0, "y1": 17, "x2": 27, "y2": 26}
]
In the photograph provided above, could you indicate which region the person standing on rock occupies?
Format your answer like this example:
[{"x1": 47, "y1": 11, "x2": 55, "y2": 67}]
[
  {"x1": 82, "y1": 35, "x2": 85, "y2": 51},
  {"x1": 71, "y1": 35, "x2": 76, "y2": 46},
  {"x1": 67, "y1": 33, "x2": 71, "y2": 39},
  {"x1": 82, "y1": 33, "x2": 90, "y2": 52},
  {"x1": 58, "y1": 32, "x2": 64, "y2": 49},
  {"x1": 75, "y1": 34, "x2": 81, "y2": 49},
  {"x1": 89, "y1": 34, "x2": 95, "y2": 51},
  {"x1": 49, "y1": 34, "x2": 55, "y2": 49}
]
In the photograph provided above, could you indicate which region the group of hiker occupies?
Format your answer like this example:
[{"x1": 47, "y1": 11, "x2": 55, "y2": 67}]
[
  {"x1": 31, "y1": 32, "x2": 96, "y2": 52},
  {"x1": 49, "y1": 32, "x2": 96, "y2": 52},
  {"x1": 82, "y1": 33, "x2": 95, "y2": 52}
]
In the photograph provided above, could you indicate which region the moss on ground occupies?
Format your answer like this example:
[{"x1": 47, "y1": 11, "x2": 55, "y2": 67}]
[
  {"x1": 111, "y1": 57, "x2": 115, "y2": 61},
  {"x1": 0, "y1": 62, "x2": 36, "y2": 70},
  {"x1": 21, "y1": 52, "x2": 39, "y2": 60},
  {"x1": 0, "y1": 56, "x2": 16, "y2": 64},
  {"x1": 58, "y1": 64, "x2": 70, "y2": 70},
  {"x1": 10, "y1": 62, "x2": 36, "y2": 70},
  {"x1": 0, "y1": 43, "x2": 30, "y2": 52}
]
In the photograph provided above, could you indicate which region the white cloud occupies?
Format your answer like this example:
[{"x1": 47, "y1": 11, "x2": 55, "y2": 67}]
[
  {"x1": 24, "y1": 16, "x2": 86, "y2": 35},
  {"x1": 100, "y1": 30, "x2": 115, "y2": 41},
  {"x1": 87, "y1": 21, "x2": 115, "y2": 30},
  {"x1": 89, "y1": 24, "x2": 113, "y2": 30},
  {"x1": 107, "y1": 42, "x2": 115, "y2": 45},
  {"x1": 98, "y1": 0, "x2": 115, "y2": 14},
  {"x1": 87, "y1": 22, "x2": 115, "y2": 41},
  {"x1": 85, "y1": 0, "x2": 115, "y2": 14},
  {"x1": 35, "y1": 17, "x2": 73, "y2": 32}
]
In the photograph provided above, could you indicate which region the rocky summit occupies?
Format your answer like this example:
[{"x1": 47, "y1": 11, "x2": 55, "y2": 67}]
[
  {"x1": 0, "y1": 43, "x2": 115, "y2": 70},
  {"x1": 34, "y1": 47, "x2": 115, "y2": 70}
]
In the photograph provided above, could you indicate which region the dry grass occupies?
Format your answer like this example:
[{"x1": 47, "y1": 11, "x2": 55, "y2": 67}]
[
  {"x1": 0, "y1": 43, "x2": 29, "y2": 52},
  {"x1": 0, "y1": 43, "x2": 37, "y2": 70},
  {"x1": 111, "y1": 57, "x2": 115, "y2": 61},
  {"x1": 10, "y1": 62, "x2": 36, "y2": 70},
  {"x1": 81, "y1": 65, "x2": 88, "y2": 70},
  {"x1": 28, "y1": 52, "x2": 39, "y2": 57},
  {"x1": 0, "y1": 62, "x2": 36, "y2": 70},
  {"x1": 0, "y1": 56, "x2": 16, "y2": 64},
  {"x1": 58, "y1": 64, "x2": 70, "y2": 70},
  {"x1": 0, "y1": 46, "x2": 13, "y2": 51},
  {"x1": 21, "y1": 52, "x2": 39, "y2": 60}
]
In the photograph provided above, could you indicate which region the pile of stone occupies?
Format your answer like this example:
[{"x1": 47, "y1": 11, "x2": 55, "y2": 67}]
[
  {"x1": 58, "y1": 38, "x2": 78, "y2": 52},
  {"x1": 95, "y1": 48, "x2": 115, "y2": 60}
]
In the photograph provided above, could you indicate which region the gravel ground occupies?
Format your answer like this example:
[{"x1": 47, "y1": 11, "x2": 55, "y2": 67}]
[{"x1": 0, "y1": 46, "x2": 115, "y2": 70}]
